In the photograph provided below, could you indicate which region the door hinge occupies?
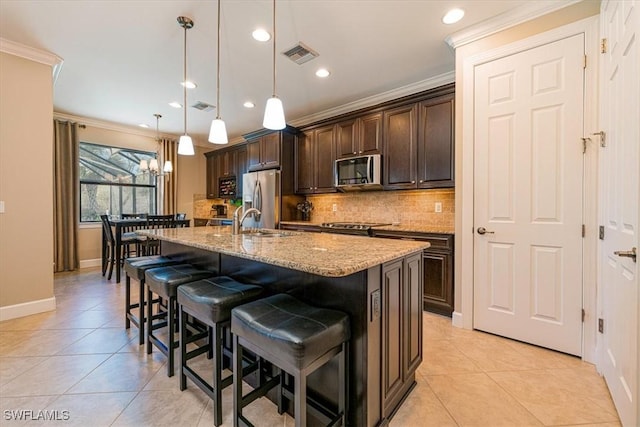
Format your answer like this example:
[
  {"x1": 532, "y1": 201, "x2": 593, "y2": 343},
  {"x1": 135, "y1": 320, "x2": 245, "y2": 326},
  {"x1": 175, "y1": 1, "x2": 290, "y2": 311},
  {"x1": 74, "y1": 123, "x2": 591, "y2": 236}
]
[
  {"x1": 582, "y1": 308, "x2": 585, "y2": 322},
  {"x1": 601, "y1": 38, "x2": 607, "y2": 53},
  {"x1": 599, "y1": 225, "x2": 605, "y2": 240},
  {"x1": 583, "y1": 54, "x2": 587, "y2": 69},
  {"x1": 581, "y1": 137, "x2": 589, "y2": 153},
  {"x1": 582, "y1": 224, "x2": 586, "y2": 237},
  {"x1": 598, "y1": 318, "x2": 604, "y2": 333}
]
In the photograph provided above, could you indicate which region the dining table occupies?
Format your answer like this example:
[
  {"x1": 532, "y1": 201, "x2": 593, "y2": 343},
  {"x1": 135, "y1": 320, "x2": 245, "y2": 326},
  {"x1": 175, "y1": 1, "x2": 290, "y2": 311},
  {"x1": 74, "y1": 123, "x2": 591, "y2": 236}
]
[{"x1": 101, "y1": 217, "x2": 190, "y2": 283}]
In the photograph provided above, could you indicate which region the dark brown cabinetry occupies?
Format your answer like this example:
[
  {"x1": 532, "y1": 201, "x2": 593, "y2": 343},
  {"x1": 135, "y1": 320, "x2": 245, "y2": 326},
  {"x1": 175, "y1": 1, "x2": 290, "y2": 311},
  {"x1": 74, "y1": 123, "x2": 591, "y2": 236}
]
[
  {"x1": 336, "y1": 112, "x2": 382, "y2": 159},
  {"x1": 381, "y1": 252, "x2": 422, "y2": 418},
  {"x1": 204, "y1": 145, "x2": 248, "y2": 199},
  {"x1": 374, "y1": 230, "x2": 454, "y2": 316},
  {"x1": 295, "y1": 125, "x2": 337, "y2": 194},
  {"x1": 247, "y1": 131, "x2": 281, "y2": 171},
  {"x1": 383, "y1": 104, "x2": 419, "y2": 189},
  {"x1": 417, "y1": 95, "x2": 455, "y2": 188}
]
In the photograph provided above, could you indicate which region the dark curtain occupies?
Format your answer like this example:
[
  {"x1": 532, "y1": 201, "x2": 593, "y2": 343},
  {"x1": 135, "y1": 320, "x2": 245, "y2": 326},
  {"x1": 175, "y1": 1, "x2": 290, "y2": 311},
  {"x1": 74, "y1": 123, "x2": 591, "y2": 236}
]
[{"x1": 53, "y1": 120, "x2": 79, "y2": 272}]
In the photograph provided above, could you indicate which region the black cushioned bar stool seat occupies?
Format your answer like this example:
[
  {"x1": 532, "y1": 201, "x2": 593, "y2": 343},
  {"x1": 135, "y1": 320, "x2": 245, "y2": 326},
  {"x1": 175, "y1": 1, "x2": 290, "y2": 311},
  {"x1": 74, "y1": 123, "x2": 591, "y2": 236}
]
[
  {"x1": 231, "y1": 293, "x2": 350, "y2": 427},
  {"x1": 177, "y1": 277, "x2": 264, "y2": 426},
  {"x1": 123, "y1": 255, "x2": 180, "y2": 345},
  {"x1": 145, "y1": 264, "x2": 215, "y2": 376}
]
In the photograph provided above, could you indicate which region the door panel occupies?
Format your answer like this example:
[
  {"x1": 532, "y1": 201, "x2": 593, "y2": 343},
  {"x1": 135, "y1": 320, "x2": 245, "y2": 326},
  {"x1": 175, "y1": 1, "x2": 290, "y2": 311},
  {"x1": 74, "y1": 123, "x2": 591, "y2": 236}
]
[
  {"x1": 474, "y1": 34, "x2": 585, "y2": 356},
  {"x1": 599, "y1": 1, "x2": 638, "y2": 425}
]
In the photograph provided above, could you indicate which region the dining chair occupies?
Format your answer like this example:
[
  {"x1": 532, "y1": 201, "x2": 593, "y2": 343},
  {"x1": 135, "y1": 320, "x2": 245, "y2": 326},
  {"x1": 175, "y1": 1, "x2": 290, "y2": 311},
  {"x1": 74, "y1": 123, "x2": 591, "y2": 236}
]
[
  {"x1": 100, "y1": 215, "x2": 140, "y2": 280},
  {"x1": 145, "y1": 214, "x2": 176, "y2": 255}
]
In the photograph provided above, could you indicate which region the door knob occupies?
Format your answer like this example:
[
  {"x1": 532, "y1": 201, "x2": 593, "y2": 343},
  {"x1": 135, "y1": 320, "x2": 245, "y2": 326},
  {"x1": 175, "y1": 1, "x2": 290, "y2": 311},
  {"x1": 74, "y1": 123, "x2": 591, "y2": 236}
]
[
  {"x1": 477, "y1": 227, "x2": 495, "y2": 235},
  {"x1": 614, "y1": 247, "x2": 636, "y2": 262}
]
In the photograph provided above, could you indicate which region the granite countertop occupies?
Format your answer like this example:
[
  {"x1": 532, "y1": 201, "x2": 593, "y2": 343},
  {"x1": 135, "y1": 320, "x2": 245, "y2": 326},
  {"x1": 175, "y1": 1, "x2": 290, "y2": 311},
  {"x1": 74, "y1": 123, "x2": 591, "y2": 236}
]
[
  {"x1": 280, "y1": 221, "x2": 454, "y2": 235},
  {"x1": 137, "y1": 226, "x2": 429, "y2": 278}
]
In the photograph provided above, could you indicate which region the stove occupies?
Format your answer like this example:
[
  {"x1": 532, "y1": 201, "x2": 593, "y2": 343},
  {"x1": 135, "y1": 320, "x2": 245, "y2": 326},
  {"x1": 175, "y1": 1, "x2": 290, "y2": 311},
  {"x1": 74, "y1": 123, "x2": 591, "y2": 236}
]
[{"x1": 320, "y1": 222, "x2": 391, "y2": 236}]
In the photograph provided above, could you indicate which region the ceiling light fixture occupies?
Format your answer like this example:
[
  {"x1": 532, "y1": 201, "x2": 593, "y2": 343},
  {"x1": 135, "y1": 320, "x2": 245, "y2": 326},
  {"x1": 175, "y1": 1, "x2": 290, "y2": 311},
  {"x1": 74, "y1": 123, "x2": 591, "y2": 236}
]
[
  {"x1": 243, "y1": 101, "x2": 255, "y2": 108},
  {"x1": 262, "y1": 0, "x2": 285, "y2": 130},
  {"x1": 252, "y1": 28, "x2": 271, "y2": 42},
  {"x1": 315, "y1": 68, "x2": 330, "y2": 78},
  {"x1": 442, "y1": 8, "x2": 465, "y2": 24},
  {"x1": 169, "y1": 102, "x2": 182, "y2": 108},
  {"x1": 140, "y1": 114, "x2": 173, "y2": 176},
  {"x1": 209, "y1": 0, "x2": 228, "y2": 145},
  {"x1": 177, "y1": 16, "x2": 195, "y2": 156},
  {"x1": 138, "y1": 123, "x2": 150, "y2": 128},
  {"x1": 181, "y1": 81, "x2": 197, "y2": 89}
]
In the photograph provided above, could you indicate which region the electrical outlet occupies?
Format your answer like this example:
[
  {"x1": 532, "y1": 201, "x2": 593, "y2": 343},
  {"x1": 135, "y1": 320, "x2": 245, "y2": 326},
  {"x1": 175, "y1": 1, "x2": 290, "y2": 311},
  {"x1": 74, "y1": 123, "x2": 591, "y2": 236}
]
[
  {"x1": 435, "y1": 202, "x2": 442, "y2": 213},
  {"x1": 332, "y1": 204, "x2": 337, "y2": 212}
]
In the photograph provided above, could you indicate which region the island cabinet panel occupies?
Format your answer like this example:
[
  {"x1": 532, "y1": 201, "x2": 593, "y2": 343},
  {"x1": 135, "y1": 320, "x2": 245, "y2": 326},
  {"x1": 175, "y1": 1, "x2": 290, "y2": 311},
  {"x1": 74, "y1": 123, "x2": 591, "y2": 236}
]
[
  {"x1": 336, "y1": 112, "x2": 382, "y2": 159},
  {"x1": 381, "y1": 252, "x2": 423, "y2": 418},
  {"x1": 417, "y1": 94, "x2": 455, "y2": 188},
  {"x1": 294, "y1": 124, "x2": 336, "y2": 194},
  {"x1": 383, "y1": 104, "x2": 418, "y2": 189}
]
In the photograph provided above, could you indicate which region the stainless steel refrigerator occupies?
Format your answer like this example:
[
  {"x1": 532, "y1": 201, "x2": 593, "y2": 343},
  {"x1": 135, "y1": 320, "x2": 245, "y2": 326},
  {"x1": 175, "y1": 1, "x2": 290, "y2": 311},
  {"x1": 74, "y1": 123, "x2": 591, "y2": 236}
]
[{"x1": 241, "y1": 170, "x2": 280, "y2": 229}]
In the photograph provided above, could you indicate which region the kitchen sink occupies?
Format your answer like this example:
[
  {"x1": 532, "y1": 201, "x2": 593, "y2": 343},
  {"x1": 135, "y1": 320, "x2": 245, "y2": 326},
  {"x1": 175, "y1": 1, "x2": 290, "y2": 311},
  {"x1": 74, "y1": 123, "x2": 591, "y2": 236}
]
[{"x1": 240, "y1": 229, "x2": 291, "y2": 237}]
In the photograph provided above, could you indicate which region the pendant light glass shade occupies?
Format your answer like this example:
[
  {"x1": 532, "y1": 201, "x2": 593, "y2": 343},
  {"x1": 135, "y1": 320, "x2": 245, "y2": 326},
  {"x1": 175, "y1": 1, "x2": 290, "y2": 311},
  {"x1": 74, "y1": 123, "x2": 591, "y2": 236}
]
[
  {"x1": 209, "y1": 119, "x2": 228, "y2": 144},
  {"x1": 178, "y1": 135, "x2": 194, "y2": 155},
  {"x1": 208, "y1": 0, "x2": 229, "y2": 144},
  {"x1": 163, "y1": 160, "x2": 173, "y2": 173},
  {"x1": 263, "y1": 0, "x2": 285, "y2": 130},
  {"x1": 263, "y1": 96, "x2": 285, "y2": 130}
]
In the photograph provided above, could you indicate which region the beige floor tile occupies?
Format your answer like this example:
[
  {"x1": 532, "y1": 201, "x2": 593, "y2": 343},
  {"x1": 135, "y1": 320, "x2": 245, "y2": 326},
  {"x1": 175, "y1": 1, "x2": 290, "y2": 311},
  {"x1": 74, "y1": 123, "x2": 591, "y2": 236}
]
[
  {"x1": 427, "y1": 372, "x2": 543, "y2": 426},
  {"x1": 67, "y1": 352, "x2": 166, "y2": 393},
  {"x1": 0, "y1": 395, "x2": 60, "y2": 425},
  {"x1": 56, "y1": 327, "x2": 135, "y2": 355},
  {"x1": 0, "y1": 329, "x2": 93, "y2": 357},
  {"x1": 489, "y1": 368, "x2": 619, "y2": 425},
  {"x1": 0, "y1": 356, "x2": 48, "y2": 386},
  {"x1": 0, "y1": 354, "x2": 109, "y2": 396},
  {"x1": 111, "y1": 389, "x2": 208, "y2": 426},
  {"x1": 41, "y1": 392, "x2": 137, "y2": 427},
  {"x1": 418, "y1": 339, "x2": 482, "y2": 376},
  {"x1": 389, "y1": 379, "x2": 457, "y2": 426},
  {"x1": 504, "y1": 338, "x2": 585, "y2": 369}
]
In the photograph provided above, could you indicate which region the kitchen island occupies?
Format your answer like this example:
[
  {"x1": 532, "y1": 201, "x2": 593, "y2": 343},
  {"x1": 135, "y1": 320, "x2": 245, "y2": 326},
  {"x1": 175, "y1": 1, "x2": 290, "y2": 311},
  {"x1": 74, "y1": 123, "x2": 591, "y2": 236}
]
[{"x1": 137, "y1": 226, "x2": 429, "y2": 426}]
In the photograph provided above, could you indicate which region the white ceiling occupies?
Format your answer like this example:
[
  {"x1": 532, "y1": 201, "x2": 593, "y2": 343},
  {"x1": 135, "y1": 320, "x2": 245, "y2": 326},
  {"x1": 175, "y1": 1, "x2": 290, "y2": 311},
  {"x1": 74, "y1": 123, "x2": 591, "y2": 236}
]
[{"x1": 0, "y1": 0, "x2": 534, "y2": 145}]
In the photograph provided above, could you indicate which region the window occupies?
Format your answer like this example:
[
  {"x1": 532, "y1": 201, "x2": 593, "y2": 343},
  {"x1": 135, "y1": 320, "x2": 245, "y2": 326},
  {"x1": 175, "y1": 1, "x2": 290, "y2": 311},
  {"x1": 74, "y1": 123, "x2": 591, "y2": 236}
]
[{"x1": 79, "y1": 142, "x2": 157, "y2": 222}]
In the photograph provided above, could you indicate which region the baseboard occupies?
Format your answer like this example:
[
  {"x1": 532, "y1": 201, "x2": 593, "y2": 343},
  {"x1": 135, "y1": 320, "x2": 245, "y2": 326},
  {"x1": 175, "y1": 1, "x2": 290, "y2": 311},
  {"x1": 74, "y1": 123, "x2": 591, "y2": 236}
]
[
  {"x1": 80, "y1": 258, "x2": 101, "y2": 269},
  {"x1": 0, "y1": 297, "x2": 57, "y2": 321},
  {"x1": 452, "y1": 311, "x2": 465, "y2": 329}
]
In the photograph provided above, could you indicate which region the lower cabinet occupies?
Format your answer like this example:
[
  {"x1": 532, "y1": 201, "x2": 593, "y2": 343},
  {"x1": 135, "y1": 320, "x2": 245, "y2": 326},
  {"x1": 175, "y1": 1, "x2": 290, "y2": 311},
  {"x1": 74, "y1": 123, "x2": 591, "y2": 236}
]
[{"x1": 381, "y1": 252, "x2": 422, "y2": 418}]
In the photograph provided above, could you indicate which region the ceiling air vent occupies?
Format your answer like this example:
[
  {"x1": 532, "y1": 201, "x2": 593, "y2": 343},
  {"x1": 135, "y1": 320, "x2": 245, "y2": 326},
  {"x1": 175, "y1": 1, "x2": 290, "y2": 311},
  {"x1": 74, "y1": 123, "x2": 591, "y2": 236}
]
[
  {"x1": 191, "y1": 101, "x2": 215, "y2": 112},
  {"x1": 282, "y1": 42, "x2": 319, "y2": 65}
]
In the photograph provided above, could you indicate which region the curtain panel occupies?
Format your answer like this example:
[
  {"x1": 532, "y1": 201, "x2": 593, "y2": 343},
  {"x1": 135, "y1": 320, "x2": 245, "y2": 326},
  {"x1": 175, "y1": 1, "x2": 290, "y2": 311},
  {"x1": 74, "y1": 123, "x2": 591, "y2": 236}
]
[
  {"x1": 53, "y1": 120, "x2": 79, "y2": 272},
  {"x1": 161, "y1": 138, "x2": 178, "y2": 214}
]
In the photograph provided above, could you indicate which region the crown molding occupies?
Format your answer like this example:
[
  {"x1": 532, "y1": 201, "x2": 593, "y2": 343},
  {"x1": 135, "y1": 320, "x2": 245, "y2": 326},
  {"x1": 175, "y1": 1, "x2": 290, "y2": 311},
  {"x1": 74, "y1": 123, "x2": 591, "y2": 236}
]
[
  {"x1": 289, "y1": 71, "x2": 455, "y2": 128},
  {"x1": 445, "y1": 0, "x2": 584, "y2": 49},
  {"x1": 0, "y1": 38, "x2": 64, "y2": 84},
  {"x1": 54, "y1": 111, "x2": 175, "y2": 140}
]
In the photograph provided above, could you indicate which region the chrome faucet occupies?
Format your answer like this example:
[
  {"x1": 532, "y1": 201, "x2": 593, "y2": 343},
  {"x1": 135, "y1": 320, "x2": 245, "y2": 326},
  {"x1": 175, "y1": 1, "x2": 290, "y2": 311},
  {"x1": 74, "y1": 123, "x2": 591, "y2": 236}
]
[{"x1": 232, "y1": 206, "x2": 261, "y2": 235}]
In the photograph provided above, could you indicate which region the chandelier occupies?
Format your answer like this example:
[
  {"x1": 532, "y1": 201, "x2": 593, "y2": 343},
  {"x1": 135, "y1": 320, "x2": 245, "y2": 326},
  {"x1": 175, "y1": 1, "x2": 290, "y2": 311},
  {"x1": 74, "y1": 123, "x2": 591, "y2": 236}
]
[{"x1": 140, "y1": 113, "x2": 173, "y2": 176}]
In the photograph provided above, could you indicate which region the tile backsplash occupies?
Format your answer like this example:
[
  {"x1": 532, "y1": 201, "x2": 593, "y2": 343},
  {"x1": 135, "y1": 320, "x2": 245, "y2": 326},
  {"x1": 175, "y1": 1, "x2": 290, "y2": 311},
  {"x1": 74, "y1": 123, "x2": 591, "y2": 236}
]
[
  {"x1": 192, "y1": 189, "x2": 455, "y2": 231},
  {"x1": 306, "y1": 188, "x2": 454, "y2": 230}
]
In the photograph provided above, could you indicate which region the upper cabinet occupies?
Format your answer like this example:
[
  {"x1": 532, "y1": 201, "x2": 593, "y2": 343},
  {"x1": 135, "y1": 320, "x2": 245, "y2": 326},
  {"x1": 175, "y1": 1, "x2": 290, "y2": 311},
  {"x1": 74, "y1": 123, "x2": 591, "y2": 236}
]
[
  {"x1": 204, "y1": 144, "x2": 248, "y2": 199},
  {"x1": 383, "y1": 87, "x2": 454, "y2": 190},
  {"x1": 335, "y1": 112, "x2": 382, "y2": 159},
  {"x1": 247, "y1": 131, "x2": 281, "y2": 171},
  {"x1": 296, "y1": 124, "x2": 337, "y2": 194}
]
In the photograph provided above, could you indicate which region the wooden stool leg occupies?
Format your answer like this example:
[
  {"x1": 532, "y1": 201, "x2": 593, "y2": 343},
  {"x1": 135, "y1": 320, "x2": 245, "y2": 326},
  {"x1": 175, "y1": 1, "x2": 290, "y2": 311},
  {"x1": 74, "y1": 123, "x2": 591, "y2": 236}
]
[
  {"x1": 167, "y1": 296, "x2": 175, "y2": 377},
  {"x1": 233, "y1": 335, "x2": 243, "y2": 427},
  {"x1": 338, "y1": 342, "x2": 347, "y2": 426},
  {"x1": 138, "y1": 279, "x2": 145, "y2": 346},
  {"x1": 146, "y1": 286, "x2": 154, "y2": 355},
  {"x1": 179, "y1": 304, "x2": 188, "y2": 391},
  {"x1": 294, "y1": 372, "x2": 307, "y2": 427},
  {"x1": 125, "y1": 275, "x2": 131, "y2": 329},
  {"x1": 212, "y1": 324, "x2": 223, "y2": 426}
]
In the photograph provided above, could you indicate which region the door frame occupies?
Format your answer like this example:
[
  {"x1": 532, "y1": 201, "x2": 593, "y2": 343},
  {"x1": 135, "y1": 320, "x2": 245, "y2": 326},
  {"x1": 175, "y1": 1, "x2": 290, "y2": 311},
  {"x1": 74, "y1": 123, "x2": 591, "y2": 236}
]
[{"x1": 455, "y1": 15, "x2": 600, "y2": 362}]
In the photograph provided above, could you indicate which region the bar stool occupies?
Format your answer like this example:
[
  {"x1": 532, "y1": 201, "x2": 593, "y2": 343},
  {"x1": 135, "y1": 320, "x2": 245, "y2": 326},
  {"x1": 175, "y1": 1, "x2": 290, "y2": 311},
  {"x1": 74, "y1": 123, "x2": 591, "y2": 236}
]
[
  {"x1": 177, "y1": 277, "x2": 264, "y2": 426},
  {"x1": 145, "y1": 264, "x2": 215, "y2": 376},
  {"x1": 124, "y1": 255, "x2": 180, "y2": 345},
  {"x1": 231, "y1": 293, "x2": 350, "y2": 427}
]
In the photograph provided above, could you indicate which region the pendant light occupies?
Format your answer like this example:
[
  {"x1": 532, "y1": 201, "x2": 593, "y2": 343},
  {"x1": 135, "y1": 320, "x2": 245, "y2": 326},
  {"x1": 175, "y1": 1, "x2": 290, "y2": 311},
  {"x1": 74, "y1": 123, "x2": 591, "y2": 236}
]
[
  {"x1": 177, "y1": 16, "x2": 195, "y2": 155},
  {"x1": 208, "y1": 0, "x2": 228, "y2": 144},
  {"x1": 262, "y1": 0, "x2": 286, "y2": 130}
]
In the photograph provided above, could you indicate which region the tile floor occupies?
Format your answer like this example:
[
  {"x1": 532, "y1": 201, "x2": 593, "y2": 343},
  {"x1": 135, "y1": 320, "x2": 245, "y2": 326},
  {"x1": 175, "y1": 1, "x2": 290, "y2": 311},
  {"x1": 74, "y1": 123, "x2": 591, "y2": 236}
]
[{"x1": 0, "y1": 268, "x2": 620, "y2": 426}]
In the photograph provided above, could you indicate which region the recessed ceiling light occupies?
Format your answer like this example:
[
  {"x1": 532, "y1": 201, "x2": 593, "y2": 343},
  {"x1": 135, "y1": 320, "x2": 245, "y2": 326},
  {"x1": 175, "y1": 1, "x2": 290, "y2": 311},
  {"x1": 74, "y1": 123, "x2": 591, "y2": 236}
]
[
  {"x1": 442, "y1": 8, "x2": 464, "y2": 24},
  {"x1": 252, "y1": 29, "x2": 271, "y2": 42},
  {"x1": 169, "y1": 102, "x2": 183, "y2": 108},
  {"x1": 181, "y1": 81, "x2": 197, "y2": 89},
  {"x1": 243, "y1": 101, "x2": 255, "y2": 108},
  {"x1": 138, "y1": 123, "x2": 149, "y2": 128},
  {"x1": 315, "y1": 68, "x2": 330, "y2": 78}
]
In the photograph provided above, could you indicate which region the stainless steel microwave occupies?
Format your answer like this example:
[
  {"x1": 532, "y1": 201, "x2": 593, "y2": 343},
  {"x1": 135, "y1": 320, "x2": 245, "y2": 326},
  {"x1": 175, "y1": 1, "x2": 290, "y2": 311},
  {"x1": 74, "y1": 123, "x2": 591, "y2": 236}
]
[{"x1": 335, "y1": 154, "x2": 382, "y2": 191}]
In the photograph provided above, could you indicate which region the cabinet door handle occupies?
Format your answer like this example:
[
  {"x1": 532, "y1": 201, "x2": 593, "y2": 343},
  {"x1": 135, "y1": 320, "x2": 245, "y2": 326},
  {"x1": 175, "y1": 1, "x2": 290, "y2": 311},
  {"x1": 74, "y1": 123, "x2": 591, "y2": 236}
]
[
  {"x1": 411, "y1": 180, "x2": 415, "y2": 184},
  {"x1": 419, "y1": 180, "x2": 423, "y2": 183}
]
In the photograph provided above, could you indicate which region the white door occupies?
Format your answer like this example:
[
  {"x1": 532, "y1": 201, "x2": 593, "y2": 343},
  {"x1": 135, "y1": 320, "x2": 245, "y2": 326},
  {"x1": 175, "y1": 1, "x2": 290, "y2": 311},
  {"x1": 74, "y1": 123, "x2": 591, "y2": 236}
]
[
  {"x1": 473, "y1": 34, "x2": 585, "y2": 355},
  {"x1": 599, "y1": 1, "x2": 639, "y2": 425}
]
